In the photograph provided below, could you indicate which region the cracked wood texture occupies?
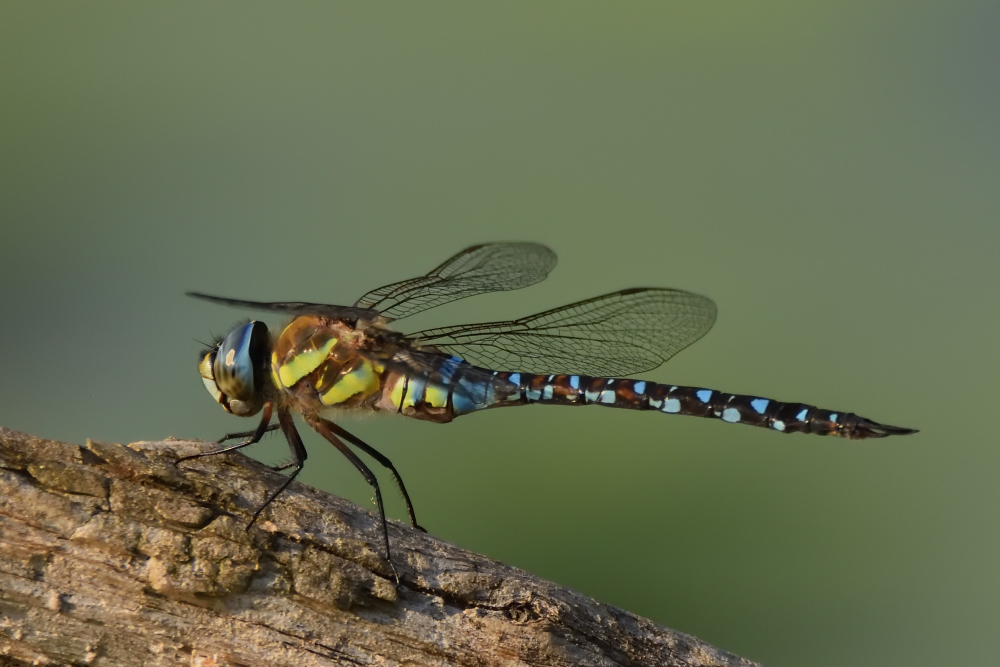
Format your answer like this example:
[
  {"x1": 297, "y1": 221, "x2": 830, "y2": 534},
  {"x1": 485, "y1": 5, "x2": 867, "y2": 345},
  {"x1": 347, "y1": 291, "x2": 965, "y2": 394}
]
[{"x1": 0, "y1": 427, "x2": 758, "y2": 667}]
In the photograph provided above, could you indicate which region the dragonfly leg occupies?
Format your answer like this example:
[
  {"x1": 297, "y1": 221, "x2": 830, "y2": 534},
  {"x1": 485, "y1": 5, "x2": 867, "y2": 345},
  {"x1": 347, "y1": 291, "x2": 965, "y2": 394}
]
[
  {"x1": 216, "y1": 422, "x2": 279, "y2": 445},
  {"x1": 324, "y1": 420, "x2": 425, "y2": 532},
  {"x1": 177, "y1": 404, "x2": 274, "y2": 465},
  {"x1": 246, "y1": 407, "x2": 306, "y2": 529},
  {"x1": 306, "y1": 415, "x2": 401, "y2": 586}
]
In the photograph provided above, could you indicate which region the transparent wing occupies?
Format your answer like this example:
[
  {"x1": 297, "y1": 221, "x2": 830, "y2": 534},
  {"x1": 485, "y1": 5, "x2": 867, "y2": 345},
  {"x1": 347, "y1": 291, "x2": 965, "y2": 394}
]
[
  {"x1": 407, "y1": 288, "x2": 717, "y2": 377},
  {"x1": 186, "y1": 292, "x2": 380, "y2": 321},
  {"x1": 353, "y1": 242, "x2": 557, "y2": 321}
]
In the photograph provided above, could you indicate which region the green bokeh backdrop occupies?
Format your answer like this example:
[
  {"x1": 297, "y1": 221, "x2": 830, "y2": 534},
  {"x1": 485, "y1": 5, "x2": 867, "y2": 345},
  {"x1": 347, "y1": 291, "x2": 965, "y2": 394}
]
[{"x1": 1, "y1": 3, "x2": 997, "y2": 665}]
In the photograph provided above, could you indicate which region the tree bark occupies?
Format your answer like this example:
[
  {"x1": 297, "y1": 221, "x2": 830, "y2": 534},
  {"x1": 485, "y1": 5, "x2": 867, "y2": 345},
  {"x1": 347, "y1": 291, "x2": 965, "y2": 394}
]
[{"x1": 0, "y1": 427, "x2": 758, "y2": 667}]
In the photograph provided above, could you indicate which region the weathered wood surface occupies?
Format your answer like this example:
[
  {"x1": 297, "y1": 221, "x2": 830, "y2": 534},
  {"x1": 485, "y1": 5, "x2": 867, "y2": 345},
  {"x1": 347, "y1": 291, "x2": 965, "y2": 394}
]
[{"x1": 0, "y1": 427, "x2": 758, "y2": 667}]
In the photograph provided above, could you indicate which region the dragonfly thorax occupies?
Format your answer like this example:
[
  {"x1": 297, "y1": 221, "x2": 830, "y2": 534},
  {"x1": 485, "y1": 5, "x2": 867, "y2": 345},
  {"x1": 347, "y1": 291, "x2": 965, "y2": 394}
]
[{"x1": 199, "y1": 320, "x2": 271, "y2": 417}]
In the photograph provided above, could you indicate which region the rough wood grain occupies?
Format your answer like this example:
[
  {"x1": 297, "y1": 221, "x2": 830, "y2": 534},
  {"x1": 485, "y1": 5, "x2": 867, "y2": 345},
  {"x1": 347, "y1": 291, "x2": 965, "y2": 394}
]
[{"x1": 0, "y1": 427, "x2": 758, "y2": 667}]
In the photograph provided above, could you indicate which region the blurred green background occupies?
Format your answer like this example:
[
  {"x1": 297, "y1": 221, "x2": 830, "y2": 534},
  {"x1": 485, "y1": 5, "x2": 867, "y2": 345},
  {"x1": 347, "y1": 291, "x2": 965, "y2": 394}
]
[{"x1": 1, "y1": 2, "x2": 996, "y2": 665}]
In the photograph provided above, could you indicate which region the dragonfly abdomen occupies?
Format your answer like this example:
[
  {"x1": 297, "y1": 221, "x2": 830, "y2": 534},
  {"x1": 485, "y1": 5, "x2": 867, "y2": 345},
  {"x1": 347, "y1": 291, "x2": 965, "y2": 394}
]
[{"x1": 486, "y1": 372, "x2": 915, "y2": 440}]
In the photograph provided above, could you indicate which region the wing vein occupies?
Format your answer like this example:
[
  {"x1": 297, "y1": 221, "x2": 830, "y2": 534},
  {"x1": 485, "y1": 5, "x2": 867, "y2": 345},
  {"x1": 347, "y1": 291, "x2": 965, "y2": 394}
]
[{"x1": 408, "y1": 288, "x2": 717, "y2": 376}]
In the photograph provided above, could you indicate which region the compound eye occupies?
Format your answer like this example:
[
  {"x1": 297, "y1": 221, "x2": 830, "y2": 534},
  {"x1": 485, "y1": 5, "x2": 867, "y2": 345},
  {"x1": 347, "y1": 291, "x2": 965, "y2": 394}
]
[{"x1": 214, "y1": 321, "x2": 268, "y2": 401}]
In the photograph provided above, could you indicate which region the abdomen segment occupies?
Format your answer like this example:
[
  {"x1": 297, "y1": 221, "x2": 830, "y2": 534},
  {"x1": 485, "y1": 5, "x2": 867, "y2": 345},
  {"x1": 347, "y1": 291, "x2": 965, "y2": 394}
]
[{"x1": 463, "y1": 372, "x2": 917, "y2": 440}]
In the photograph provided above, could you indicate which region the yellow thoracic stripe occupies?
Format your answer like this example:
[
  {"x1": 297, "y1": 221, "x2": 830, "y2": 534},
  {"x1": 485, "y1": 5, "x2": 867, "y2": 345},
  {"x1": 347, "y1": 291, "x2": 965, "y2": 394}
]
[
  {"x1": 320, "y1": 360, "x2": 379, "y2": 405},
  {"x1": 274, "y1": 337, "x2": 338, "y2": 388}
]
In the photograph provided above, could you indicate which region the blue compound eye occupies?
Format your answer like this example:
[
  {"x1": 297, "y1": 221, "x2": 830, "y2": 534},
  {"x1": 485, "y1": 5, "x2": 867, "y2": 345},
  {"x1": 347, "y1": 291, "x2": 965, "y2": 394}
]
[{"x1": 214, "y1": 321, "x2": 269, "y2": 401}]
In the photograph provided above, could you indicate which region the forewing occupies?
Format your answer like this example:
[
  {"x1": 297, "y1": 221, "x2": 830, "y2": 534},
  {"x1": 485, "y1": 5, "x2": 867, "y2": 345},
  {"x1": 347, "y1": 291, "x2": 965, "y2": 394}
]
[
  {"x1": 353, "y1": 242, "x2": 557, "y2": 320},
  {"x1": 187, "y1": 292, "x2": 380, "y2": 321},
  {"x1": 407, "y1": 288, "x2": 717, "y2": 377}
]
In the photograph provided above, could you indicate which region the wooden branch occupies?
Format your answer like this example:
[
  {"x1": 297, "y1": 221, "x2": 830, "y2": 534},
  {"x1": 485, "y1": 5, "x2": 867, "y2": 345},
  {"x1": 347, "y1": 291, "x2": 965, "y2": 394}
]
[{"x1": 0, "y1": 427, "x2": 758, "y2": 667}]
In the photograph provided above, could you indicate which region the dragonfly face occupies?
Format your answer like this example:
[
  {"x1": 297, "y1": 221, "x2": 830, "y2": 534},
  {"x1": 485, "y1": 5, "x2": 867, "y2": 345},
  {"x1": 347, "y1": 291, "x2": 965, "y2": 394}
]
[
  {"x1": 181, "y1": 241, "x2": 915, "y2": 586},
  {"x1": 199, "y1": 320, "x2": 271, "y2": 417}
]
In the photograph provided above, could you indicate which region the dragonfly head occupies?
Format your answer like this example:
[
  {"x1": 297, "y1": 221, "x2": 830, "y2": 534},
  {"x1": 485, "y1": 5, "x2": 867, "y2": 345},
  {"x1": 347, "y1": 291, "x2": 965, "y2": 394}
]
[{"x1": 199, "y1": 320, "x2": 270, "y2": 417}]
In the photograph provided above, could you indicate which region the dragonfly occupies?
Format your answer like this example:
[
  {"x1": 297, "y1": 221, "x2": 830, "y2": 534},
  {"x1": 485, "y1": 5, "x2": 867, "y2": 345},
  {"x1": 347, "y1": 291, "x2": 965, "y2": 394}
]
[{"x1": 182, "y1": 242, "x2": 917, "y2": 583}]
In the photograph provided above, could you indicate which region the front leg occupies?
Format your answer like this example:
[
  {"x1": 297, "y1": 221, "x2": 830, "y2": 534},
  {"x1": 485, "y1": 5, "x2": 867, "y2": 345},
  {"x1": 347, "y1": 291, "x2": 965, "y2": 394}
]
[
  {"x1": 177, "y1": 404, "x2": 274, "y2": 465},
  {"x1": 216, "y1": 422, "x2": 279, "y2": 445}
]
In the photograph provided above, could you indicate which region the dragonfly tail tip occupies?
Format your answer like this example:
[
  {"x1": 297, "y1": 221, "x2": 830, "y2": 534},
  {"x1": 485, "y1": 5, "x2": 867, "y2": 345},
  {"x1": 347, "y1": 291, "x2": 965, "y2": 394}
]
[{"x1": 852, "y1": 417, "x2": 919, "y2": 439}]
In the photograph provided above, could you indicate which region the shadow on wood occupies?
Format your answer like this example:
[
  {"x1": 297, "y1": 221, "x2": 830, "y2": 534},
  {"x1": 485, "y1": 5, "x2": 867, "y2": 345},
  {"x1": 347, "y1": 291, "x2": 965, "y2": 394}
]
[{"x1": 0, "y1": 427, "x2": 758, "y2": 666}]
